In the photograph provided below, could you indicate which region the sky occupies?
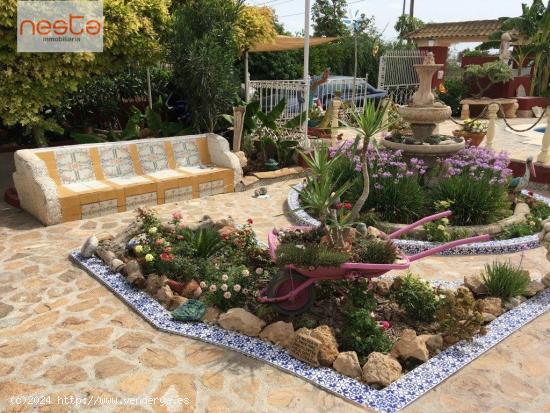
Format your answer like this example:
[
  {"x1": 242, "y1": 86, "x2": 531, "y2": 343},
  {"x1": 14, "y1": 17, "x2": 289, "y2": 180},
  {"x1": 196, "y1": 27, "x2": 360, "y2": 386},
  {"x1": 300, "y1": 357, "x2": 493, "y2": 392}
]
[{"x1": 245, "y1": 0, "x2": 525, "y2": 40}]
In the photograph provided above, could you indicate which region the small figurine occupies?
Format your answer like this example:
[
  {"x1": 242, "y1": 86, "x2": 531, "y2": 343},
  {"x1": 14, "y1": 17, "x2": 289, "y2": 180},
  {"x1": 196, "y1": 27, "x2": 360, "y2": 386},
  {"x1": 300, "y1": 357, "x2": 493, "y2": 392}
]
[{"x1": 508, "y1": 156, "x2": 536, "y2": 195}]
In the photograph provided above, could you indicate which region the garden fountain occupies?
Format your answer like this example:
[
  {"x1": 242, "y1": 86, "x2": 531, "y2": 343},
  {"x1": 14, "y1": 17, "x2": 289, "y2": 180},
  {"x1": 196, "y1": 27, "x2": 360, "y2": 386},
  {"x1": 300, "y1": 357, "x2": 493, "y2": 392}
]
[{"x1": 383, "y1": 52, "x2": 464, "y2": 158}]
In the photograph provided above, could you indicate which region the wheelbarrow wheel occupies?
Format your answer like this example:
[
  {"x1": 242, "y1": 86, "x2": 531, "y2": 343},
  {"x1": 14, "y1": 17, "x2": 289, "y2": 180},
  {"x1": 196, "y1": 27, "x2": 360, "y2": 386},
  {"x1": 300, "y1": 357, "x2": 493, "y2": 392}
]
[{"x1": 266, "y1": 269, "x2": 316, "y2": 316}]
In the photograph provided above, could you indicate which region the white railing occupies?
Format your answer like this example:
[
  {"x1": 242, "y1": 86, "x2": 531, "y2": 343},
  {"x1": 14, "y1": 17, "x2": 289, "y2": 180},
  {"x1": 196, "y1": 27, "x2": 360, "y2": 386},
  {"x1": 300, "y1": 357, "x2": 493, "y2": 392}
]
[
  {"x1": 249, "y1": 77, "x2": 370, "y2": 121},
  {"x1": 378, "y1": 49, "x2": 428, "y2": 105}
]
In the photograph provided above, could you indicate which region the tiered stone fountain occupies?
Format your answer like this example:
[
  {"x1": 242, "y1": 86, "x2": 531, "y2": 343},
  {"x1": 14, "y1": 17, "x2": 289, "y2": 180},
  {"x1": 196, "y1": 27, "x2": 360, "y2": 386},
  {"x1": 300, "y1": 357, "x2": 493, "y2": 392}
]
[{"x1": 382, "y1": 53, "x2": 464, "y2": 158}]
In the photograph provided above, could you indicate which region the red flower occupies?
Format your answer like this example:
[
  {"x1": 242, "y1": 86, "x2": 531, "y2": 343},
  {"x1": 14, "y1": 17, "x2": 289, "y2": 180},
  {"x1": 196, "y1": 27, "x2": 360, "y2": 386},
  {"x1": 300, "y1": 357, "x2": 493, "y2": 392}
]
[
  {"x1": 247, "y1": 218, "x2": 254, "y2": 225},
  {"x1": 528, "y1": 191, "x2": 534, "y2": 197},
  {"x1": 160, "y1": 252, "x2": 174, "y2": 262},
  {"x1": 335, "y1": 202, "x2": 343, "y2": 210},
  {"x1": 172, "y1": 211, "x2": 183, "y2": 221},
  {"x1": 343, "y1": 202, "x2": 352, "y2": 210}
]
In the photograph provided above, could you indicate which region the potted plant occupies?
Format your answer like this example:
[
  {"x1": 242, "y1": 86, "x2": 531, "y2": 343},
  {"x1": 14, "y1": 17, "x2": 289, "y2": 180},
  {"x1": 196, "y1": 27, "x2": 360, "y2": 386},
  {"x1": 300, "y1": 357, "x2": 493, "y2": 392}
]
[{"x1": 453, "y1": 119, "x2": 488, "y2": 146}]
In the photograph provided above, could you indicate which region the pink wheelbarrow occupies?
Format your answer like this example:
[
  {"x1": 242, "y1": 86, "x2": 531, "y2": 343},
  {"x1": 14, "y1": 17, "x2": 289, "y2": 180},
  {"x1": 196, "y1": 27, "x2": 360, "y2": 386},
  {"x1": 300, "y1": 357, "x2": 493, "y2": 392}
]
[{"x1": 257, "y1": 211, "x2": 490, "y2": 315}]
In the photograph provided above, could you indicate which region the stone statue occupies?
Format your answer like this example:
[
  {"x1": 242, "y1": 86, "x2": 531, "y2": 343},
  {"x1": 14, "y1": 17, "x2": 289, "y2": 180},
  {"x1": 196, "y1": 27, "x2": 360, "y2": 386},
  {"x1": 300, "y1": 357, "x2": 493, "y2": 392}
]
[
  {"x1": 499, "y1": 32, "x2": 512, "y2": 63},
  {"x1": 423, "y1": 52, "x2": 435, "y2": 65}
]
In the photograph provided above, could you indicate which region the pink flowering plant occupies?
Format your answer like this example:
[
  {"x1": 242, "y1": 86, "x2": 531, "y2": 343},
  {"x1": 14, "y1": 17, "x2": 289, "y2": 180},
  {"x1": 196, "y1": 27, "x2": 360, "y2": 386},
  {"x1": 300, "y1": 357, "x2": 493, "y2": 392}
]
[
  {"x1": 329, "y1": 141, "x2": 428, "y2": 224},
  {"x1": 432, "y1": 147, "x2": 513, "y2": 225}
]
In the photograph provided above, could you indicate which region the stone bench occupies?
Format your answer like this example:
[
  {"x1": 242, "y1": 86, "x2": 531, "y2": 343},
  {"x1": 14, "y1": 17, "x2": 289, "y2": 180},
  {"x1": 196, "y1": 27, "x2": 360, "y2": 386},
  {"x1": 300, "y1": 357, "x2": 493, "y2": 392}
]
[
  {"x1": 460, "y1": 98, "x2": 518, "y2": 120},
  {"x1": 13, "y1": 134, "x2": 242, "y2": 225}
]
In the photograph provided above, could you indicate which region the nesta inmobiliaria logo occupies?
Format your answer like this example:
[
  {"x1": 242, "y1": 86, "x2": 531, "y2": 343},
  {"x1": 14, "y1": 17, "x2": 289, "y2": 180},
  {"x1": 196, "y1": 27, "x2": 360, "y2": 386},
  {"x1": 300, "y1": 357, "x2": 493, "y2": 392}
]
[{"x1": 17, "y1": 0, "x2": 103, "y2": 53}]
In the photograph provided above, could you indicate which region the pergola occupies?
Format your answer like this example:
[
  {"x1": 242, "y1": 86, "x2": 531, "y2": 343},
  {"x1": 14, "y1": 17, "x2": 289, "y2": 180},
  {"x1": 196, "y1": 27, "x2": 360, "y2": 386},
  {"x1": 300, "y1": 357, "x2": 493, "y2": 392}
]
[{"x1": 406, "y1": 19, "x2": 502, "y2": 47}]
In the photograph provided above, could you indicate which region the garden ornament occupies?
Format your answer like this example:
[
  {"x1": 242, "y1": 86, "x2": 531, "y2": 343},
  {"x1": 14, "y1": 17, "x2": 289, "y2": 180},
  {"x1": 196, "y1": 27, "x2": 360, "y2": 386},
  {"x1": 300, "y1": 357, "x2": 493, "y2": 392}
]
[
  {"x1": 171, "y1": 299, "x2": 206, "y2": 322},
  {"x1": 508, "y1": 156, "x2": 536, "y2": 194}
]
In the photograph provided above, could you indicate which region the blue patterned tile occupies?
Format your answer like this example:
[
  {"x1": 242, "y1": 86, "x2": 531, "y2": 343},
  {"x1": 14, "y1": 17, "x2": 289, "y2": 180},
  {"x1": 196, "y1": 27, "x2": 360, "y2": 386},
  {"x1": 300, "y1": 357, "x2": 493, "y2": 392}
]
[{"x1": 69, "y1": 251, "x2": 550, "y2": 413}]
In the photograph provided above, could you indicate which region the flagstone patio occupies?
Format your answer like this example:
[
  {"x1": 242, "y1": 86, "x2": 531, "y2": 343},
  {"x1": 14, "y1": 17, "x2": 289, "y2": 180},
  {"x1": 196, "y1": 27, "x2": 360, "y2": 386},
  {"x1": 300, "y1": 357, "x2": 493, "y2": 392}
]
[{"x1": 0, "y1": 180, "x2": 549, "y2": 413}]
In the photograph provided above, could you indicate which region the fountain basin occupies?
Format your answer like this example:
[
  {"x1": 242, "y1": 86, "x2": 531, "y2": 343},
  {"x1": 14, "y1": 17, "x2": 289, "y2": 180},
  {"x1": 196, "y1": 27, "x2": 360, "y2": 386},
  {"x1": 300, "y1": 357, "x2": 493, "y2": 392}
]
[
  {"x1": 381, "y1": 137, "x2": 465, "y2": 156},
  {"x1": 398, "y1": 105, "x2": 452, "y2": 124}
]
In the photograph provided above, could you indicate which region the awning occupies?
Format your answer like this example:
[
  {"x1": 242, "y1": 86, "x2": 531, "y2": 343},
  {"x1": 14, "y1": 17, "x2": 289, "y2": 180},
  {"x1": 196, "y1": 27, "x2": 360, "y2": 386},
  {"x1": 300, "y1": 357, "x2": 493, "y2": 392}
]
[{"x1": 249, "y1": 35, "x2": 338, "y2": 53}]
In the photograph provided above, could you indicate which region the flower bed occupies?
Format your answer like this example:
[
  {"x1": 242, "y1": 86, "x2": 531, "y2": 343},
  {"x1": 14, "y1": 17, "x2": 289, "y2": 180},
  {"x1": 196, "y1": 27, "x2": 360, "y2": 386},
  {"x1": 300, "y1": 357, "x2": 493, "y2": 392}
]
[
  {"x1": 70, "y1": 246, "x2": 550, "y2": 412},
  {"x1": 289, "y1": 142, "x2": 550, "y2": 255},
  {"x1": 73, "y1": 209, "x2": 550, "y2": 411},
  {"x1": 288, "y1": 185, "x2": 550, "y2": 255}
]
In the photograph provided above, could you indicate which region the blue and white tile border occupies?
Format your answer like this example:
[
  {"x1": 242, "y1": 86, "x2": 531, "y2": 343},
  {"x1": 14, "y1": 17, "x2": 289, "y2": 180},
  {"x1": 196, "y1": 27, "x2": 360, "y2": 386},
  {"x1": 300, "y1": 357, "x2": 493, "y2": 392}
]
[
  {"x1": 70, "y1": 251, "x2": 550, "y2": 413},
  {"x1": 287, "y1": 184, "x2": 550, "y2": 256}
]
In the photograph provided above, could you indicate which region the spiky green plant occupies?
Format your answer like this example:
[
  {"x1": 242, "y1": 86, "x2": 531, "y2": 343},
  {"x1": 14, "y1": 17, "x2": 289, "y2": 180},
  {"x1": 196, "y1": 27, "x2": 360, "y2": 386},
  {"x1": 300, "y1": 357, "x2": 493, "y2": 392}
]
[
  {"x1": 275, "y1": 243, "x2": 349, "y2": 268},
  {"x1": 481, "y1": 261, "x2": 530, "y2": 299}
]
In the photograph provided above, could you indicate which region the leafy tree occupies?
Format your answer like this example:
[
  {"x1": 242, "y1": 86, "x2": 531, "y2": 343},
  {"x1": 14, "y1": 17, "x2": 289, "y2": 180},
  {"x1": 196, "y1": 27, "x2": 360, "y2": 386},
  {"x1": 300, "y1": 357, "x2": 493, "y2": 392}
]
[
  {"x1": 0, "y1": 0, "x2": 171, "y2": 146},
  {"x1": 394, "y1": 14, "x2": 425, "y2": 40},
  {"x1": 170, "y1": 0, "x2": 243, "y2": 132},
  {"x1": 464, "y1": 61, "x2": 514, "y2": 98},
  {"x1": 312, "y1": 0, "x2": 349, "y2": 37},
  {"x1": 236, "y1": 5, "x2": 278, "y2": 53}
]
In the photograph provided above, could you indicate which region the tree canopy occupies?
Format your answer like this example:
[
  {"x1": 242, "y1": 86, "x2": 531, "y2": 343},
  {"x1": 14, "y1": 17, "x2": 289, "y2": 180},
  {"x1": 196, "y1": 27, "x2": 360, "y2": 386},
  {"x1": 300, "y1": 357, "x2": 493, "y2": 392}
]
[
  {"x1": 0, "y1": 0, "x2": 171, "y2": 144},
  {"x1": 312, "y1": 0, "x2": 349, "y2": 37}
]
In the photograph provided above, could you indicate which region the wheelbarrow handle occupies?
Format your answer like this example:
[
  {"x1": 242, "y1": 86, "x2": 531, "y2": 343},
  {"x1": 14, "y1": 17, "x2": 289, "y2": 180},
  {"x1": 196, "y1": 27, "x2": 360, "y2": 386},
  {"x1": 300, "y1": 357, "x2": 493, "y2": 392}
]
[
  {"x1": 408, "y1": 234, "x2": 491, "y2": 262},
  {"x1": 388, "y1": 211, "x2": 453, "y2": 240}
]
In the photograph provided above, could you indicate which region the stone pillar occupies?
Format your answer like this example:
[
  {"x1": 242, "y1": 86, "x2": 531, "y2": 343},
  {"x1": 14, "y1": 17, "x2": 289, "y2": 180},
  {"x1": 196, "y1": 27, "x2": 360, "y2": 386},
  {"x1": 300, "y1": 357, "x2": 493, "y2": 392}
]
[
  {"x1": 461, "y1": 103, "x2": 470, "y2": 120},
  {"x1": 485, "y1": 103, "x2": 499, "y2": 150},
  {"x1": 537, "y1": 106, "x2": 550, "y2": 165},
  {"x1": 381, "y1": 97, "x2": 392, "y2": 137}
]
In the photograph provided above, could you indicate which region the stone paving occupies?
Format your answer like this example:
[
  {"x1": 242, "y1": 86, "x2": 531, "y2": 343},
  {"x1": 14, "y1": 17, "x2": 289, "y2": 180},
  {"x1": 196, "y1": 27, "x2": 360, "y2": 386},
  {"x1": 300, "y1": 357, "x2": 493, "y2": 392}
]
[{"x1": 0, "y1": 179, "x2": 549, "y2": 413}]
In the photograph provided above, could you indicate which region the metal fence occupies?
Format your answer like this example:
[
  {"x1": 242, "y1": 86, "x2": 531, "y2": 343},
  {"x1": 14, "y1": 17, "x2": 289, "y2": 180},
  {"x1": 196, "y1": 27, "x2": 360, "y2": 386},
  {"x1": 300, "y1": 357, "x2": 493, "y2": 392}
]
[
  {"x1": 249, "y1": 77, "x2": 370, "y2": 121},
  {"x1": 378, "y1": 49, "x2": 428, "y2": 105}
]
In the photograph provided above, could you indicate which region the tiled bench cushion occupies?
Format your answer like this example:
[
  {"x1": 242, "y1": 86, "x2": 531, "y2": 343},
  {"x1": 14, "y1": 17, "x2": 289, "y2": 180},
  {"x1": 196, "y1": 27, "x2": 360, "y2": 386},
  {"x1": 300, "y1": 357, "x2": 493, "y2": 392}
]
[{"x1": 13, "y1": 134, "x2": 242, "y2": 225}]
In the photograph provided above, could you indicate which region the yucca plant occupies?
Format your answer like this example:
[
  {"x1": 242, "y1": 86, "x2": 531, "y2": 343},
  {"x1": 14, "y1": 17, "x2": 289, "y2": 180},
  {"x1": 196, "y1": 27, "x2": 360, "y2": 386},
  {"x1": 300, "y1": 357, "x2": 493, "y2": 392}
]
[
  {"x1": 347, "y1": 99, "x2": 389, "y2": 221},
  {"x1": 181, "y1": 227, "x2": 225, "y2": 259},
  {"x1": 481, "y1": 261, "x2": 530, "y2": 299}
]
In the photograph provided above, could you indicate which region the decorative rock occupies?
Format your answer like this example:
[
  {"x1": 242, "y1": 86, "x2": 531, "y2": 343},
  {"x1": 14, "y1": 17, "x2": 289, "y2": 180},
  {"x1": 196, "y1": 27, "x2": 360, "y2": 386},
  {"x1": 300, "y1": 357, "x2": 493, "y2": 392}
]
[
  {"x1": 171, "y1": 299, "x2": 205, "y2": 322},
  {"x1": 482, "y1": 312, "x2": 496, "y2": 323},
  {"x1": 503, "y1": 296, "x2": 522, "y2": 311},
  {"x1": 156, "y1": 285, "x2": 175, "y2": 309},
  {"x1": 463, "y1": 274, "x2": 488, "y2": 295},
  {"x1": 169, "y1": 295, "x2": 189, "y2": 311},
  {"x1": 311, "y1": 325, "x2": 339, "y2": 366},
  {"x1": 202, "y1": 307, "x2": 221, "y2": 324},
  {"x1": 390, "y1": 329, "x2": 429, "y2": 362},
  {"x1": 254, "y1": 187, "x2": 268, "y2": 197},
  {"x1": 145, "y1": 274, "x2": 166, "y2": 296},
  {"x1": 289, "y1": 332, "x2": 321, "y2": 367},
  {"x1": 81, "y1": 236, "x2": 99, "y2": 258},
  {"x1": 235, "y1": 151, "x2": 248, "y2": 168},
  {"x1": 375, "y1": 279, "x2": 393, "y2": 296},
  {"x1": 95, "y1": 232, "x2": 114, "y2": 242},
  {"x1": 166, "y1": 279, "x2": 201, "y2": 298},
  {"x1": 542, "y1": 273, "x2": 550, "y2": 288},
  {"x1": 109, "y1": 259, "x2": 125, "y2": 273},
  {"x1": 419, "y1": 334, "x2": 443, "y2": 352},
  {"x1": 362, "y1": 352, "x2": 402, "y2": 387},
  {"x1": 523, "y1": 280, "x2": 545, "y2": 297},
  {"x1": 332, "y1": 351, "x2": 362, "y2": 379},
  {"x1": 356, "y1": 223, "x2": 368, "y2": 237},
  {"x1": 218, "y1": 308, "x2": 266, "y2": 337},
  {"x1": 123, "y1": 260, "x2": 145, "y2": 288},
  {"x1": 259, "y1": 321, "x2": 295, "y2": 348},
  {"x1": 475, "y1": 297, "x2": 502, "y2": 316},
  {"x1": 367, "y1": 226, "x2": 383, "y2": 238},
  {"x1": 96, "y1": 247, "x2": 116, "y2": 265}
]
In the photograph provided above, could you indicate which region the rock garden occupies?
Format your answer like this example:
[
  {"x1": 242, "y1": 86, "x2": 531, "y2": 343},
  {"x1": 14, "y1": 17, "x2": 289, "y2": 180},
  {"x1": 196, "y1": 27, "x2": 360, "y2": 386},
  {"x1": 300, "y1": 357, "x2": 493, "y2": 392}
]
[{"x1": 78, "y1": 204, "x2": 550, "y2": 390}]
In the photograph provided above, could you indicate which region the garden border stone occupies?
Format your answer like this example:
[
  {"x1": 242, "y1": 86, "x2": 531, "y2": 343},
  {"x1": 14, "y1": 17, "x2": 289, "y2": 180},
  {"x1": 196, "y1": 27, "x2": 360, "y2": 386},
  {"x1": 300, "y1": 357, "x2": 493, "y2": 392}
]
[
  {"x1": 287, "y1": 184, "x2": 550, "y2": 256},
  {"x1": 70, "y1": 251, "x2": 550, "y2": 413}
]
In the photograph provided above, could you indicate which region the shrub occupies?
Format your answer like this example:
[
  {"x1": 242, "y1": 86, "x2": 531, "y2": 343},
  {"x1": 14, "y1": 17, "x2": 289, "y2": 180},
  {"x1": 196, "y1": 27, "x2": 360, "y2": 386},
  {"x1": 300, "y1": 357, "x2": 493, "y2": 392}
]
[
  {"x1": 436, "y1": 78, "x2": 468, "y2": 116},
  {"x1": 355, "y1": 238, "x2": 399, "y2": 264},
  {"x1": 463, "y1": 60, "x2": 514, "y2": 98},
  {"x1": 432, "y1": 147, "x2": 512, "y2": 225},
  {"x1": 342, "y1": 309, "x2": 393, "y2": 363},
  {"x1": 275, "y1": 243, "x2": 350, "y2": 268},
  {"x1": 496, "y1": 216, "x2": 542, "y2": 240},
  {"x1": 200, "y1": 265, "x2": 257, "y2": 311},
  {"x1": 481, "y1": 261, "x2": 530, "y2": 299},
  {"x1": 436, "y1": 287, "x2": 486, "y2": 342},
  {"x1": 393, "y1": 273, "x2": 440, "y2": 323}
]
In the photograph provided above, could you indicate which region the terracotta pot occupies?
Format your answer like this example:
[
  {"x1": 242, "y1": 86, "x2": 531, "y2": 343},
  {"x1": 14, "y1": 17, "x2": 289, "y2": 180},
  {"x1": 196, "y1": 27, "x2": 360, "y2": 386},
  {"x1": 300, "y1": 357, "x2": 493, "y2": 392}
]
[{"x1": 453, "y1": 130, "x2": 485, "y2": 147}]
